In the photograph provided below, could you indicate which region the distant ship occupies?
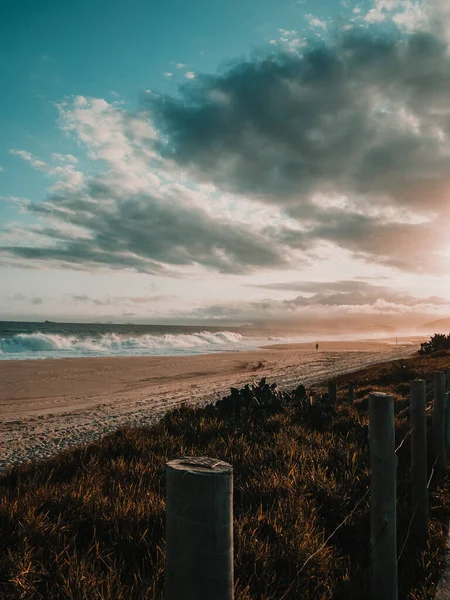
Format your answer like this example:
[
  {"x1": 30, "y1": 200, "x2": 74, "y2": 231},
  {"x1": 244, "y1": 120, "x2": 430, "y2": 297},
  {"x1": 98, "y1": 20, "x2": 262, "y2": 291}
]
[{"x1": 44, "y1": 320, "x2": 53, "y2": 324}]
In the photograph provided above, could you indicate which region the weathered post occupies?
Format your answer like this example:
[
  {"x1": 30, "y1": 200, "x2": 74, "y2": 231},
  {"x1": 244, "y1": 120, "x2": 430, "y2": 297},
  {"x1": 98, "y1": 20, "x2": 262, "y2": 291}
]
[
  {"x1": 165, "y1": 457, "x2": 234, "y2": 600},
  {"x1": 432, "y1": 371, "x2": 447, "y2": 474},
  {"x1": 446, "y1": 368, "x2": 450, "y2": 392},
  {"x1": 328, "y1": 381, "x2": 337, "y2": 406},
  {"x1": 369, "y1": 392, "x2": 398, "y2": 600},
  {"x1": 348, "y1": 381, "x2": 354, "y2": 405},
  {"x1": 445, "y1": 392, "x2": 450, "y2": 461},
  {"x1": 410, "y1": 379, "x2": 428, "y2": 544}
]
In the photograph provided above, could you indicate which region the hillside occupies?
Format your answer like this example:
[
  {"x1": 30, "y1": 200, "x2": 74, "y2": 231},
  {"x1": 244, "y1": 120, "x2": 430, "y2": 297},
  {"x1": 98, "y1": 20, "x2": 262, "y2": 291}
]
[{"x1": 419, "y1": 316, "x2": 450, "y2": 331}]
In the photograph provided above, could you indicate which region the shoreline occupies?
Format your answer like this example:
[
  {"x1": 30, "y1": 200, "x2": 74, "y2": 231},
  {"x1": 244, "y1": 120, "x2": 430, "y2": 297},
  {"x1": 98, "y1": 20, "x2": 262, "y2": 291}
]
[{"x1": 0, "y1": 340, "x2": 420, "y2": 471}]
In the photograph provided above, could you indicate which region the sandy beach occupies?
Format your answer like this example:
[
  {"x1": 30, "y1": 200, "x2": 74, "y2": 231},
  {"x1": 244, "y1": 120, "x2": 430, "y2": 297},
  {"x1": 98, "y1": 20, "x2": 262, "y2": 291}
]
[{"x1": 0, "y1": 339, "x2": 420, "y2": 471}]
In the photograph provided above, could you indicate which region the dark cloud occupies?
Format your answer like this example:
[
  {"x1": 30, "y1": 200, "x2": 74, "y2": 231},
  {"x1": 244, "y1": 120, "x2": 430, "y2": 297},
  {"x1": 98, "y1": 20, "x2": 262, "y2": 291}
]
[
  {"x1": 247, "y1": 280, "x2": 450, "y2": 307},
  {"x1": 278, "y1": 208, "x2": 448, "y2": 273},
  {"x1": 71, "y1": 294, "x2": 171, "y2": 305},
  {"x1": 186, "y1": 282, "x2": 449, "y2": 330},
  {"x1": 0, "y1": 187, "x2": 287, "y2": 274},
  {"x1": 149, "y1": 28, "x2": 450, "y2": 272},
  {"x1": 3, "y1": 27, "x2": 450, "y2": 276},
  {"x1": 250, "y1": 279, "x2": 393, "y2": 293},
  {"x1": 8, "y1": 293, "x2": 43, "y2": 305},
  {"x1": 151, "y1": 30, "x2": 450, "y2": 204}
]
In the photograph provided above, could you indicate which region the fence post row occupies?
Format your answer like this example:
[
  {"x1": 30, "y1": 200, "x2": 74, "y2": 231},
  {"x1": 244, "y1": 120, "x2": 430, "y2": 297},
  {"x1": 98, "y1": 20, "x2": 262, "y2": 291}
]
[
  {"x1": 410, "y1": 379, "x2": 428, "y2": 545},
  {"x1": 348, "y1": 381, "x2": 354, "y2": 405},
  {"x1": 164, "y1": 370, "x2": 450, "y2": 599},
  {"x1": 165, "y1": 457, "x2": 234, "y2": 600},
  {"x1": 432, "y1": 371, "x2": 447, "y2": 474},
  {"x1": 369, "y1": 392, "x2": 398, "y2": 600},
  {"x1": 328, "y1": 381, "x2": 337, "y2": 406},
  {"x1": 444, "y1": 370, "x2": 450, "y2": 460}
]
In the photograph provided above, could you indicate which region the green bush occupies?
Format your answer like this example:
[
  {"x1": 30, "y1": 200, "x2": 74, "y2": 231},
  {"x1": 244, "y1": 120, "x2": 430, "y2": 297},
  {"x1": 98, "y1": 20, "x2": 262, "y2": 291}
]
[
  {"x1": 419, "y1": 333, "x2": 450, "y2": 354},
  {"x1": 215, "y1": 378, "x2": 336, "y2": 430}
]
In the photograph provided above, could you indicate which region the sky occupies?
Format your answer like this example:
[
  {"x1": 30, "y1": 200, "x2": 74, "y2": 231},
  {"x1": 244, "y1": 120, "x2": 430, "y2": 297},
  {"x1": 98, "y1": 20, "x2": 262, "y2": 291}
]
[{"x1": 2, "y1": 0, "x2": 450, "y2": 329}]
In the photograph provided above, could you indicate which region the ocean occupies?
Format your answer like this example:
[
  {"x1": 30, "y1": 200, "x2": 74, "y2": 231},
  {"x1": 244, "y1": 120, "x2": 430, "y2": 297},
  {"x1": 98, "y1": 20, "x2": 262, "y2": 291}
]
[
  {"x1": 0, "y1": 321, "x2": 402, "y2": 361},
  {"x1": 0, "y1": 321, "x2": 288, "y2": 361}
]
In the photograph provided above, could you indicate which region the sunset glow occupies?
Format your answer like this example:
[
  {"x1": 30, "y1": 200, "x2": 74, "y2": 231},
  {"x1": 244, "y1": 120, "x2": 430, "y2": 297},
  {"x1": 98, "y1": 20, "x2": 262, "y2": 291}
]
[{"x1": 1, "y1": 0, "x2": 450, "y2": 332}]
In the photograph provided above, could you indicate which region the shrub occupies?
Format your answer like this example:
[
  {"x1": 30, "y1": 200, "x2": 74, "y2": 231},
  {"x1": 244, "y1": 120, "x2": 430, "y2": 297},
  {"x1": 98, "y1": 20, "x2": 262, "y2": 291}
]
[
  {"x1": 215, "y1": 378, "x2": 335, "y2": 431},
  {"x1": 419, "y1": 333, "x2": 450, "y2": 355}
]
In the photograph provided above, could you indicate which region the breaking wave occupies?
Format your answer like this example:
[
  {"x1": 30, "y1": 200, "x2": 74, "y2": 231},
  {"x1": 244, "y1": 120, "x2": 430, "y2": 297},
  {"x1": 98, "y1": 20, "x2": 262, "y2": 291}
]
[{"x1": 0, "y1": 330, "x2": 257, "y2": 359}]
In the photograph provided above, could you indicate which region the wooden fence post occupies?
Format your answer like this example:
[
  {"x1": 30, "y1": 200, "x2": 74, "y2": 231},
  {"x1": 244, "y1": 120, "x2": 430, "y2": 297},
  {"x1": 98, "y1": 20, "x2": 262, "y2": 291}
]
[
  {"x1": 444, "y1": 392, "x2": 450, "y2": 461},
  {"x1": 165, "y1": 457, "x2": 234, "y2": 600},
  {"x1": 348, "y1": 381, "x2": 354, "y2": 405},
  {"x1": 446, "y1": 369, "x2": 450, "y2": 392},
  {"x1": 410, "y1": 379, "x2": 428, "y2": 545},
  {"x1": 369, "y1": 392, "x2": 398, "y2": 600},
  {"x1": 432, "y1": 372, "x2": 447, "y2": 474},
  {"x1": 328, "y1": 381, "x2": 337, "y2": 406}
]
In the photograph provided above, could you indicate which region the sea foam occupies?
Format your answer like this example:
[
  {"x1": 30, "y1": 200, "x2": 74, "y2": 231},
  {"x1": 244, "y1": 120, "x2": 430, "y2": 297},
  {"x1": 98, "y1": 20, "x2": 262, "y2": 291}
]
[{"x1": 0, "y1": 330, "x2": 255, "y2": 360}]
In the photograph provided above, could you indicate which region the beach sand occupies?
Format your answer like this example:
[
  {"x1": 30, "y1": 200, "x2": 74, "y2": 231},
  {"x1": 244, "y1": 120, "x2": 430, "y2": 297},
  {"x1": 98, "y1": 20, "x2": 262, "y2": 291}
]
[{"x1": 0, "y1": 339, "x2": 420, "y2": 471}]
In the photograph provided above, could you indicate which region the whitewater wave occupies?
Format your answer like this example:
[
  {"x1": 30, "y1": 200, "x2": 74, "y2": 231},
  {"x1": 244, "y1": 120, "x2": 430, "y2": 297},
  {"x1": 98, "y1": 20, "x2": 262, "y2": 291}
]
[{"x1": 0, "y1": 330, "x2": 256, "y2": 359}]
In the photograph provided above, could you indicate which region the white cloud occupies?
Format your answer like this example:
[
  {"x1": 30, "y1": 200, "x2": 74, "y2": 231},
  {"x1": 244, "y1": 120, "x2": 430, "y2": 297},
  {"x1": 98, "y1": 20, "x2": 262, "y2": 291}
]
[
  {"x1": 271, "y1": 29, "x2": 307, "y2": 53},
  {"x1": 164, "y1": 72, "x2": 174, "y2": 78},
  {"x1": 305, "y1": 14, "x2": 327, "y2": 29},
  {"x1": 361, "y1": 0, "x2": 429, "y2": 32},
  {"x1": 365, "y1": 8, "x2": 386, "y2": 22},
  {"x1": 185, "y1": 71, "x2": 196, "y2": 79},
  {"x1": 57, "y1": 96, "x2": 160, "y2": 193},
  {"x1": 392, "y1": 1, "x2": 428, "y2": 31},
  {"x1": 51, "y1": 153, "x2": 78, "y2": 164},
  {"x1": 0, "y1": 166, "x2": 4, "y2": 172},
  {"x1": 10, "y1": 149, "x2": 84, "y2": 190},
  {"x1": 176, "y1": 63, "x2": 186, "y2": 69},
  {"x1": 278, "y1": 28, "x2": 297, "y2": 37},
  {"x1": 2, "y1": 96, "x2": 300, "y2": 275}
]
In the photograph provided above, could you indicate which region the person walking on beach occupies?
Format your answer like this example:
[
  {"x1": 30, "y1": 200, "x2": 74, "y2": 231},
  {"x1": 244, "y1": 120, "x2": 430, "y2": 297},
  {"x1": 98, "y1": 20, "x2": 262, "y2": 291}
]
[{"x1": 315, "y1": 343, "x2": 319, "y2": 351}]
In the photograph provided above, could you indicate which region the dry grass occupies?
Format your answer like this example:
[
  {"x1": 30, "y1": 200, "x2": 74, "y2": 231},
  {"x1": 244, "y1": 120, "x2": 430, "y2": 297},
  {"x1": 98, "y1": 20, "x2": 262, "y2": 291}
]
[{"x1": 0, "y1": 352, "x2": 449, "y2": 599}]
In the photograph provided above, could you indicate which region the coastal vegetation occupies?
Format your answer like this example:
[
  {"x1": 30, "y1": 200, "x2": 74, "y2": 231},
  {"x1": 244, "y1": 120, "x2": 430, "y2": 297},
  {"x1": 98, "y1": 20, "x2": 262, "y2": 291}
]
[
  {"x1": 0, "y1": 352, "x2": 449, "y2": 599},
  {"x1": 419, "y1": 333, "x2": 450, "y2": 355}
]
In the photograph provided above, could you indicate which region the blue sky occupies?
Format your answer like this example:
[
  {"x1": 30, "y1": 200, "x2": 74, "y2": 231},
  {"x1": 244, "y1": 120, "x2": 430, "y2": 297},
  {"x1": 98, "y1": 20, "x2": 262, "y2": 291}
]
[{"x1": 2, "y1": 0, "x2": 450, "y2": 328}]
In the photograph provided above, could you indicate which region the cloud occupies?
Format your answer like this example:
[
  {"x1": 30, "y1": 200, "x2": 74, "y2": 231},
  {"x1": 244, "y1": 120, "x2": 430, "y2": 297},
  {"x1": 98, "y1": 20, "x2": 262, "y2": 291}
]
[
  {"x1": 361, "y1": 1, "x2": 428, "y2": 32},
  {"x1": 0, "y1": 166, "x2": 4, "y2": 172},
  {"x1": 185, "y1": 71, "x2": 196, "y2": 79},
  {"x1": 149, "y1": 26, "x2": 450, "y2": 273},
  {"x1": 164, "y1": 72, "x2": 174, "y2": 78},
  {"x1": 305, "y1": 14, "x2": 328, "y2": 29},
  {"x1": 249, "y1": 279, "x2": 450, "y2": 306},
  {"x1": 1, "y1": 98, "x2": 290, "y2": 275},
  {"x1": 51, "y1": 153, "x2": 78, "y2": 164},
  {"x1": 1, "y1": 189, "x2": 286, "y2": 274},
  {"x1": 250, "y1": 279, "x2": 393, "y2": 293},
  {"x1": 10, "y1": 149, "x2": 83, "y2": 190},
  {"x1": 71, "y1": 294, "x2": 172, "y2": 306},
  {"x1": 7, "y1": 293, "x2": 43, "y2": 305},
  {"x1": 5, "y1": 13, "x2": 450, "y2": 280},
  {"x1": 184, "y1": 280, "x2": 449, "y2": 329},
  {"x1": 365, "y1": 8, "x2": 387, "y2": 22}
]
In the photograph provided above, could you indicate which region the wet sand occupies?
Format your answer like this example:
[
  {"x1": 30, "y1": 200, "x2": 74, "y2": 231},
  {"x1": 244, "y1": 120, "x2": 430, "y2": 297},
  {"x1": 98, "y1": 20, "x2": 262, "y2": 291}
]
[{"x1": 0, "y1": 339, "x2": 420, "y2": 470}]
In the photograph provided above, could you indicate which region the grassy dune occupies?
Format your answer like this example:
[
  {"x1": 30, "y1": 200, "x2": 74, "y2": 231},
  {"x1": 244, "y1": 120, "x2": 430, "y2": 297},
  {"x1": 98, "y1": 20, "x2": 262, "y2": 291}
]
[{"x1": 1, "y1": 352, "x2": 450, "y2": 599}]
